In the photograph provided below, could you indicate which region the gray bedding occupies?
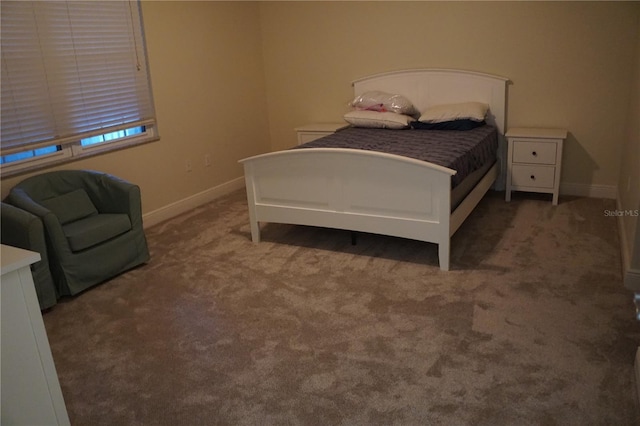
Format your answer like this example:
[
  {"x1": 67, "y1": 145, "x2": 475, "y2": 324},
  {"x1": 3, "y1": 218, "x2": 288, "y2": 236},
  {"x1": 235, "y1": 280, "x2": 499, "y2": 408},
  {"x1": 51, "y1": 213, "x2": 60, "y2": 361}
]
[{"x1": 297, "y1": 125, "x2": 498, "y2": 188}]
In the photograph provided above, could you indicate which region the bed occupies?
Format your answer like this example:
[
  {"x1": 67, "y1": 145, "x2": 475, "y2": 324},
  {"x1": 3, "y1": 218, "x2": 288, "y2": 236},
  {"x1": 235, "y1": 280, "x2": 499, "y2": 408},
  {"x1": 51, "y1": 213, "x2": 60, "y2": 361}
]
[{"x1": 239, "y1": 68, "x2": 509, "y2": 270}]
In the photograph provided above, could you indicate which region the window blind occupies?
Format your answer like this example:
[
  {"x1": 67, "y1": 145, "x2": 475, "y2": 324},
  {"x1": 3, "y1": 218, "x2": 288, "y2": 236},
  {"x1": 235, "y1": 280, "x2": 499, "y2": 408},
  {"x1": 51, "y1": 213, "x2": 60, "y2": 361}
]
[{"x1": 1, "y1": 0, "x2": 156, "y2": 155}]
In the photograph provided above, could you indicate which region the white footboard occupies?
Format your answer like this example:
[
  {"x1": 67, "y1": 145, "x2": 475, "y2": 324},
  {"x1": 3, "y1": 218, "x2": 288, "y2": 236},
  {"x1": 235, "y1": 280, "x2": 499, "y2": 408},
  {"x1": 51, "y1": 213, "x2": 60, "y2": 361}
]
[
  {"x1": 239, "y1": 68, "x2": 508, "y2": 271},
  {"x1": 240, "y1": 148, "x2": 457, "y2": 270}
]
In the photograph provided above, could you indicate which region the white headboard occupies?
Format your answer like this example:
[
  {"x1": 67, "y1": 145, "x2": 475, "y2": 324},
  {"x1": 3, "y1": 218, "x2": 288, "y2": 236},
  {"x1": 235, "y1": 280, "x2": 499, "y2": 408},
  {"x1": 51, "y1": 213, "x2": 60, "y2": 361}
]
[{"x1": 352, "y1": 68, "x2": 510, "y2": 134}]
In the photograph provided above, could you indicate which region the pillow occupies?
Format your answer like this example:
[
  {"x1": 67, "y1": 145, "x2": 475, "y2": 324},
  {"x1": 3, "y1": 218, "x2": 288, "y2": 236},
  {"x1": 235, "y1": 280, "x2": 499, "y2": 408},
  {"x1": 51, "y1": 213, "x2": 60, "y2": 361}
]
[
  {"x1": 419, "y1": 102, "x2": 489, "y2": 123},
  {"x1": 344, "y1": 110, "x2": 413, "y2": 129},
  {"x1": 410, "y1": 119, "x2": 486, "y2": 131},
  {"x1": 40, "y1": 188, "x2": 98, "y2": 225},
  {"x1": 350, "y1": 91, "x2": 418, "y2": 117}
]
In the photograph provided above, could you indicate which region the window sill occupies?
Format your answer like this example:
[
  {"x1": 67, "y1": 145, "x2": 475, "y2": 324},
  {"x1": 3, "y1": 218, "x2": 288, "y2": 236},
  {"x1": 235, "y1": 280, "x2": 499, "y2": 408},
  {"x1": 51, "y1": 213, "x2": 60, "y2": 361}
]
[{"x1": 1, "y1": 135, "x2": 160, "y2": 180}]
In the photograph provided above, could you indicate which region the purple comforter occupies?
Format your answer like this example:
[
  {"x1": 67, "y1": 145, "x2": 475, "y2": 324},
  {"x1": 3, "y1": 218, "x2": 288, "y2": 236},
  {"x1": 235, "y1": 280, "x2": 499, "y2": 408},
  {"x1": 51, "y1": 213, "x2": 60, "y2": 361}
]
[{"x1": 297, "y1": 125, "x2": 498, "y2": 188}]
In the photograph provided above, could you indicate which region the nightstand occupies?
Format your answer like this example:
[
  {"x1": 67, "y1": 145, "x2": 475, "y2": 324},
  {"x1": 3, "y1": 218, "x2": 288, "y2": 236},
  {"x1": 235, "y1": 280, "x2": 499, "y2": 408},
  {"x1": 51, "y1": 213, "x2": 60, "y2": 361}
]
[
  {"x1": 505, "y1": 127, "x2": 567, "y2": 205},
  {"x1": 295, "y1": 123, "x2": 348, "y2": 145}
]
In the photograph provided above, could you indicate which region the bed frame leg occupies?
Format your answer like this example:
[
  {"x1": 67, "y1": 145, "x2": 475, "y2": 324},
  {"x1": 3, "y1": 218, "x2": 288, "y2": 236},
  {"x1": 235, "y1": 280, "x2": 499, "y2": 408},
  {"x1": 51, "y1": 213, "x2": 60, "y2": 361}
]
[
  {"x1": 438, "y1": 242, "x2": 450, "y2": 271},
  {"x1": 250, "y1": 221, "x2": 261, "y2": 243}
]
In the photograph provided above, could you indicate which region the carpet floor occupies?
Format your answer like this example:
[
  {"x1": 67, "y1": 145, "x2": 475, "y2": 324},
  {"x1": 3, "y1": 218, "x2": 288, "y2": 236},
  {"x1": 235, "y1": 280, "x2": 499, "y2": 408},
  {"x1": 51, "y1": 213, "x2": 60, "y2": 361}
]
[{"x1": 43, "y1": 190, "x2": 640, "y2": 425}]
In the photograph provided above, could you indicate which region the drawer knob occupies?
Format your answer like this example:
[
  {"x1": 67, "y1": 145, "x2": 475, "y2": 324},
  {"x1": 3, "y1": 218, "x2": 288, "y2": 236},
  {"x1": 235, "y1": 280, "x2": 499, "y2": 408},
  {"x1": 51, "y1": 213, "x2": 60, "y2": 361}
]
[
  {"x1": 530, "y1": 175, "x2": 536, "y2": 180},
  {"x1": 532, "y1": 151, "x2": 537, "y2": 156}
]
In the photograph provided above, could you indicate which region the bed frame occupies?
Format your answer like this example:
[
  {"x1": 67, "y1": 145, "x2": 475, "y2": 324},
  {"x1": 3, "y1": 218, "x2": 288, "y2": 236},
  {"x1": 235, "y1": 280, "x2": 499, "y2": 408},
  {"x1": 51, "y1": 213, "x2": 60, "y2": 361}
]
[{"x1": 240, "y1": 69, "x2": 509, "y2": 270}]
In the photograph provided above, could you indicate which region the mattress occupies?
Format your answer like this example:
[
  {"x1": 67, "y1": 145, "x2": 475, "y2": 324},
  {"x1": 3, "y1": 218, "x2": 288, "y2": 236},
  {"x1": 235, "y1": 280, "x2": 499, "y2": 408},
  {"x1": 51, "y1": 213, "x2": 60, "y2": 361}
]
[{"x1": 298, "y1": 125, "x2": 498, "y2": 189}]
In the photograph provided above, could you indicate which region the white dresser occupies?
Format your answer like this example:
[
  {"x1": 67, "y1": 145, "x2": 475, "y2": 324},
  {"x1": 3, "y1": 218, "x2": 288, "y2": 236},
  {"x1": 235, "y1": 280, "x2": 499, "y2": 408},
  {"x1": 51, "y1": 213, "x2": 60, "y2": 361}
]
[
  {"x1": 505, "y1": 127, "x2": 567, "y2": 205},
  {"x1": 1, "y1": 244, "x2": 70, "y2": 425}
]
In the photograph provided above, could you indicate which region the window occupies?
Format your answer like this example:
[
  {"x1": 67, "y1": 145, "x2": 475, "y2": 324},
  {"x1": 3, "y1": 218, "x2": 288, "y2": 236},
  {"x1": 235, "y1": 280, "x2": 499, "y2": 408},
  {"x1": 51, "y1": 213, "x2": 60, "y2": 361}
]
[
  {"x1": 1, "y1": 146, "x2": 61, "y2": 165},
  {"x1": 81, "y1": 126, "x2": 146, "y2": 148},
  {"x1": 0, "y1": 1, "x2": 158, "y2": 177}
]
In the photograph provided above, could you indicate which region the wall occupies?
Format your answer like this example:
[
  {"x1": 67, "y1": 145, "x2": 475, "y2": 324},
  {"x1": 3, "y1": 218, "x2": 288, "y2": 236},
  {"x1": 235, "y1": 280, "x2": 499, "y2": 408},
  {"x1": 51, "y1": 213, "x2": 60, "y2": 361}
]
[
  {"x1": 1, "y1": 1, "x2": 270, "y2": 222},
  {"x1": 259, "y1": 1, "x2": 639, "y2": 197},
  {"x1": 620, "y1": 15, "x2": 640, "y2": 291},
  {"x1": 1, "y1": 1, "x2": 638, "y2": 225}
]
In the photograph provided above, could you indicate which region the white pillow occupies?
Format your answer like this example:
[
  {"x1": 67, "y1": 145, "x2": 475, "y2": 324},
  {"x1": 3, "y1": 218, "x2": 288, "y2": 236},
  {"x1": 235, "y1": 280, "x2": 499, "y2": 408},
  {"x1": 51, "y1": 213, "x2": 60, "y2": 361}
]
[
  {"x1": 343, "y1": 110, "x2": 413, "y2": 129},
  {"x1": 419, "y1": 102, "x2": 489, "y2": 123},
  {"x1": 350, "y1": 91, "x2": 418, "y2": 117}
]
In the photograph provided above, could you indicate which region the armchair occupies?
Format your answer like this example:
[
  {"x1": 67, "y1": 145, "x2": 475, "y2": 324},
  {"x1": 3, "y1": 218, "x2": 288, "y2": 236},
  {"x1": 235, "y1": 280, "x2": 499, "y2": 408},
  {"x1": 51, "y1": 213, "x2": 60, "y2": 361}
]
[
  {"x1": 6, "y1": 170, "x2": 150, "y2": 296},
  {"x1": 1, "y1": 202, "x2": 58, "y2": 310}
]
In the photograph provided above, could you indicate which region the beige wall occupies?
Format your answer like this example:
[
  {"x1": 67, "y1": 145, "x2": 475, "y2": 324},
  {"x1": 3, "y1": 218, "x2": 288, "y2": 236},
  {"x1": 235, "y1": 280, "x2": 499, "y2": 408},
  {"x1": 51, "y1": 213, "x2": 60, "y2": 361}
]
[
  {"x1": 1, "y1": 1, "x2": 270, "y2": 214},
  {"x1": 260, "y1": 1, "x2": 639, "y2": 191},
  {"x1": 1, "y1": 1, "x2": 638, "y2": 223}
]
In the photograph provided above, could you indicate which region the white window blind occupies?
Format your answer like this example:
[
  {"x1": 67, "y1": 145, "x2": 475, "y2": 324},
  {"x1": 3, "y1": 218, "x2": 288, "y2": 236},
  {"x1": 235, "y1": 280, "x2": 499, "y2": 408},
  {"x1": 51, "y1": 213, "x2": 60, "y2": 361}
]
[{"x1": 1, "y1": 0, "x2": 156, "y2": 156}]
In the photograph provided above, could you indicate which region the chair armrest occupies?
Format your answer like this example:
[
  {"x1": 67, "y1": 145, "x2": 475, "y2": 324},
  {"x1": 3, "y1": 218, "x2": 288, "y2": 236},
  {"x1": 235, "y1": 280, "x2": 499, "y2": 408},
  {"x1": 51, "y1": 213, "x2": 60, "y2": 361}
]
[
  {"x1": 84, "y1": 172, "x2": 142, "y2": 223},
  {"x1": 1, "y1": 202, "x2": 58, "y2": 310},
  {"x1": 6, "y1": 188, "x2": 50, "y2": 217},
  {"x1": 1, "y1": 202, "x2": 46, "y2": 254},
  {"x1": 6, "y1": 188, "x2": 73, "y2": 255}
]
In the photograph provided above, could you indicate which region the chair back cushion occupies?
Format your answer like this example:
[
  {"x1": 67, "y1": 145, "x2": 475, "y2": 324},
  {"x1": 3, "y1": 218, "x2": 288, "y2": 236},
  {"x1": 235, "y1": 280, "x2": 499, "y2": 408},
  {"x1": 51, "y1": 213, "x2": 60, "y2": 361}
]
[{"x1": 40, "y1": 189, "x2": 98, "y2": 225}]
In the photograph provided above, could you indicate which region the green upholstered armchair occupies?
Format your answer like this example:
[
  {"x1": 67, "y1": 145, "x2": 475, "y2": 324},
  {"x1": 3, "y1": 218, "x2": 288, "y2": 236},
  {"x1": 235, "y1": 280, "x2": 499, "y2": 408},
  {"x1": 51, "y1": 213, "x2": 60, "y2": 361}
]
[
  {"x1": 1, "y1": 202, "x2": 58, "y2": 310},
  {"x1": 6, "y1": 170, "x2": 150, "y2": 296}
]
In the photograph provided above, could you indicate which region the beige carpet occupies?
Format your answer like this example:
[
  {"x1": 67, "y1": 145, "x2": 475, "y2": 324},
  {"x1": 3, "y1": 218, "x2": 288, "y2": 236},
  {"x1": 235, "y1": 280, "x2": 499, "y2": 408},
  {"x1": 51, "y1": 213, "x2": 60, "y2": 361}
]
[{"x1": 43, "y1": 190, "x2": 640, "y2": 425}]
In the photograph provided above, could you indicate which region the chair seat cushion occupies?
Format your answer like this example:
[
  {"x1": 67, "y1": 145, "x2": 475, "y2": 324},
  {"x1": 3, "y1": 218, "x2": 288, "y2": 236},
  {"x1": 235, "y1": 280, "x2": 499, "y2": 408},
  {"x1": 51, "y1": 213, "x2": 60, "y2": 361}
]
[
  {"x1": 63, "y1": 214, "x2": 131, "y2": 252},
  {"x1": 40, "y1": 189, "x2": 99, "y2": 225}
]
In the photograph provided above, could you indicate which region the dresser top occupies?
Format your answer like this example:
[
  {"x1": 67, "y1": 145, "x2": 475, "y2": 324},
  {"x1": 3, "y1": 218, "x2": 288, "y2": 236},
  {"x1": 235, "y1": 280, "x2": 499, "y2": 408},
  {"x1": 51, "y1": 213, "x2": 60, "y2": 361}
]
[
  {"x1": 1, "y1": 244, "x2": 40, "y2": 275},
  {"x1": 506, "y1": 127, "x2": 568, "y2": 139}
]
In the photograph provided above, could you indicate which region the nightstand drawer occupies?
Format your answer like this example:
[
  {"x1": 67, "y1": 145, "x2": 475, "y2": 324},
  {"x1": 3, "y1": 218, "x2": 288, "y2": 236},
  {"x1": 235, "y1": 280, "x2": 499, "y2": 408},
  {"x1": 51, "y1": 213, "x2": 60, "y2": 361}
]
[
  {"x1": 511, "y1": 165, "x2": 555, "y2": 189},
  {"x1": 512, "y1": 141, "x2": 557, "y2": 165}
]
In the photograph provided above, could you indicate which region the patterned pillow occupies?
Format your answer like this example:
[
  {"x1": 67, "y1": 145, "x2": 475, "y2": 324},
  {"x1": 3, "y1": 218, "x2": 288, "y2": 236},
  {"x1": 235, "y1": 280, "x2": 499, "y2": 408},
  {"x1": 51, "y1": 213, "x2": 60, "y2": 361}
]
[
  {"x1": 344, "y1": 110, "x2": 413, "y2": 129},
  {"x1": 419, "y1": 102, "x2": 489, "y2": 123}
]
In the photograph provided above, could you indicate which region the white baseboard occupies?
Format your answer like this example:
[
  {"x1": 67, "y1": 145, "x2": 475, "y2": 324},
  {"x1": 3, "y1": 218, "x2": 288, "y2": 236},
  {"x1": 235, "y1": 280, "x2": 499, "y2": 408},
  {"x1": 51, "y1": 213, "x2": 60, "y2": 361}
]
[
  {"x1": 560, "y1": 182, "x2": 617, "y2": 199},
  {"x1": 141, "y1": 180, "x2": 615, "y2": 229},
  {"x1": 142, "y1": 177, "x2": 245, "y2": 229}
]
